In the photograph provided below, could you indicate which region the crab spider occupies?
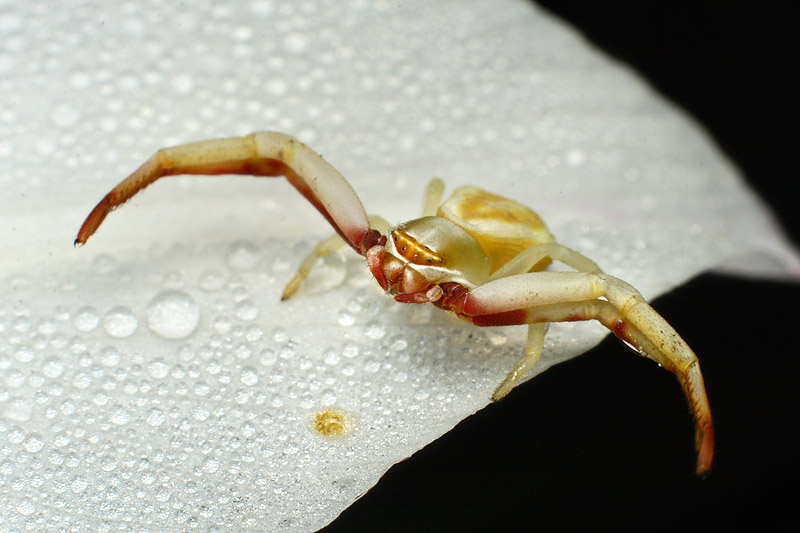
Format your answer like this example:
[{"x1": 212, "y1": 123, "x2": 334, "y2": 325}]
[{"x1": 75, "y1": 131, "x2": 714, "y2": 475}]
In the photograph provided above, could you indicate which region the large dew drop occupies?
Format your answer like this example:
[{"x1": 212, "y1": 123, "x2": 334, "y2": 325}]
[{"x1": 146, "y1": 290, "x2": 200, "y2": 340}]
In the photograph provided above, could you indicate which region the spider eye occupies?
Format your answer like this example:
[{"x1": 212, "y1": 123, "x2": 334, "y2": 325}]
[{"x1": 426, "y1": 259, "x2": 432, "y2": 264}]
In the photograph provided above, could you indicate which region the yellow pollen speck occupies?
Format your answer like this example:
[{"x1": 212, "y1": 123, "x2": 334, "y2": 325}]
[{"x1": 312, "y1": 408, "x2": 354, "y2": 438}]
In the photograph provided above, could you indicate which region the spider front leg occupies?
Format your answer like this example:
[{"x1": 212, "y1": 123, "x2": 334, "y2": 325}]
[
  {"x1": 75, "y1": 132, "x2": 382, "y2": 254},
  {"x1": 281, "y1": 215, "x2": 392, "y2": 300},
  {"x1": 463, "y1": 271, "x2": 714, "y2": 476},
  {"x1": 282, "y1": 178, "x2": 445, "y2": 299}
]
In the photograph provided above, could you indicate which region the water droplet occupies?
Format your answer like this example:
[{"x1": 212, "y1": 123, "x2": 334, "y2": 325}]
[
  {"x1": 53, "y1": 431, "x2": 71, "y2": 448},
  {"x1": 323, "y1": 348, "x2": 341, "y2": 365},
  {"x1": 283, "y1": 444, "x2": 299, "y2": 455},
  {"x1": 148, "y1": 358, "x2": 170, "y2": 378},
  {"x1": 234, "y1": 343, "x2": 253, "y2": 360},
  {"x1": 298, "y1": 396, "x2": 314, "y2": 409},
  {"x1": 235, "y1": 299, "x2": 259, "y2": 321},
  {"x1": 0, "y1": 52, "x2": 15, "y2": 77},
  {"x1": 71, "y1": 476, "x2": 89, "y2": 493},
  {"x1": 24, "y1": 433, "x2": 45, "y2": 453},
  {"x1": 240, "y1": 367, "x2": 259, "y2": 386},
  {"x1": 363, "y1": 357, "x2": 380, "y2": 374},
  {"x1": 52, "y1": 103, "x2": 81, "y2": 128},
  {"x1": 193, "y1": 405, "x2": 210, "y2": 421},
  {"x1": 4, "y1": 397, "x2": 32, "y2": 421},
  {"x1": 38, "y1": 319, "x2": 58, "y2": 335},
  {"x1": 205, "y1": 359, "x2": 222, "y2": 375},
  {"x1": 264, "y1": 79, "x2": 288, "y2": 97},
  {"x1": 103, "y1": 306, "x2": 138, "y2": 338},
  {"x1": 16, "y1": 497, "x2": 35, "y2": 516},
  {"x1": 278, "y1": 343, "x2": 296, "y2": 360},
  {"x1": 42, "y1": 356, "x2": 65, "y2": 378},
  {"x1": 172, "y1": 73, "x2": 195, "y2": 95},
  {"x1": 199, "y1": 269, "x2": 226, "y2": 291},
  {"x1": 245, "y1": 325, "x2": 264, "y2": 343},
  {"x1": 29, "y1": 372, "x2": 45, "y2": 389},
  {"x1": 14, "y1": 345, "x2": 35, "y2": 363},
  {"x1": 342, "y1": 342, "x2": 360, "y2": 359},
  {"x1": 364, "y1": 321, "x2": 386, "y2": 340},
  {"x1": 194, "y1": 381, "x2": 210, "y2": 396},
  {"x1": 226, "y1": 240, "x2": 260, "y2": 271},
  {"x1": 320, "y1": 389, "x2": 338, "y2": 406},
  {"x1": 259, "y1": 348, "x2": 277, "y2": 366},
  {"x1": 99, "y1": 346, "x2": 121, "y2": 367},
  {"x1": 146, "y1": 408, "x2": 165, "y2": 427},
  {"x1": 201, "y1": 456, "x2": 220, "y2": 474},
  {"x1": 146, "y1": 290, "x2": 200, "y2": 339},
  {"x1": 178, "y1": 344, "x2": 195, "y2": 362},
  {"x1": 213, "y1": 315, "x2": 233, "y2": 334},
  {"x1": 92, "y1": 253, "x2": 118, "y2": 273},
  {"x1": 110, "y1": 406, "x2": 131, "y2": 425},
  {"x1": 37, "y1": 138, "x2": 59, "y2": 158},
  {"x1": 69, "y1": 71, "x2": 91, "y2": 90},
  {"x1": 73, "y1": 372, "x2": 91, "y2": 389},
  {"x1": 283, "y1": 33, "x2": 308, "y2": 54},
  {"x1": 250, "y1": 1, "x2": 274, "y2": 16},
  {"x1": 73, "y1": 306, "x2": 99, "y2": 332},
  {"x1": 272, "y1": 327, "x2": 288, "y2": 343},
  {"x1": 390, "y1": 335, "x2": 408, "y2": 351},
  {"x1": 101, "y1": 455, "x2": 118, "y2": 471},
  {"x1": 70, "y1": 337, "x2": 88, "y2": 354},
  {"x1": 488, "y1": 332, "x2": 508, "y2": 346},
  {"x1": 122, "y1": 17, "x2": 145, "y2": 35},
  {"x1": 7, "y1": 428, "x2": 25, "y2": 445},
  {"x1": 337, "y1": 311, "x2": 355, "y2": 326}
]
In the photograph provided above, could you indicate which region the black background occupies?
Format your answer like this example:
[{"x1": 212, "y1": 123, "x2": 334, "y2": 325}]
[{"x1": 324, "y1": 3, "x2": 798, "y2": 531}]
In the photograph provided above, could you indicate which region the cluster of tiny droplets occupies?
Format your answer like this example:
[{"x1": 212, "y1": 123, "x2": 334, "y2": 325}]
[{"x1": 0, "y1": 233, "x2": 515, "y2": 530}]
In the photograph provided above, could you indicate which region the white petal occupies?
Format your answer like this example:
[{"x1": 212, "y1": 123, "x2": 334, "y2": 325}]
[{"x1": 0, "y1": 1, "x2": 797, "y2": 531}]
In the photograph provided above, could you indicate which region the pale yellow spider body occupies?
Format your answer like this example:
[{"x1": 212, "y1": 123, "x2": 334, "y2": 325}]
[
  {"x1": 76, "y1": 131, "x2": 714, "y2": 475},
  {"x1": 438, "y1": 185, "x2": 555, "y2": 275}
]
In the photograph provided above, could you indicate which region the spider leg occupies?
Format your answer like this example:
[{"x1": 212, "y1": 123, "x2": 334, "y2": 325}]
[
  {"x1": 422, "y1": 178, "x2": 445, "y2": 217},
  {"x1": 281, "y1": 215, "x2": 392, "y2": 300},
  {"x1": 75, "y1": 132, "x2": 379, "y2": 254},
  {"x1": 491, "y1": 323, "x2": 548, "y2": 401},
  {"x1": 463, "y1": 272, "x2": 714, "y2": 476},
  {"x1": 281, "y1": 234, "x2": 348, "y2": 301},
  {"x1": 489, "y1": 242, "x2": 602, "y2": 280},
  {"x1": 490, "y1": 242, "x2": 602, "y2": 399},
  {"x1": 285, "y1": 177, "x2": 447, "y2": 299}
]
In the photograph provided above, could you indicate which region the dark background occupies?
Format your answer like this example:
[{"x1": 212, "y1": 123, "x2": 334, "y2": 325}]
[{"x1": 324, "y1": 3, "x2": 798, "y2": 531}]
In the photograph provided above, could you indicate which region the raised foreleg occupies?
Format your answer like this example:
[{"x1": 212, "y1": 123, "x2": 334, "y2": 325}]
[{"x1": 75, "y1": 132, "x2": 380, "y2": 254}]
